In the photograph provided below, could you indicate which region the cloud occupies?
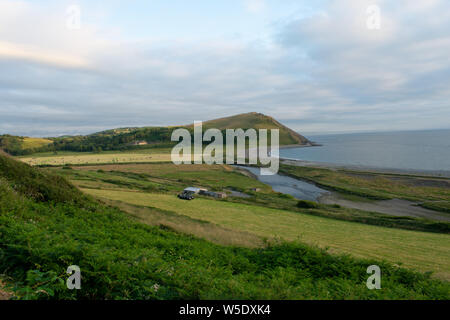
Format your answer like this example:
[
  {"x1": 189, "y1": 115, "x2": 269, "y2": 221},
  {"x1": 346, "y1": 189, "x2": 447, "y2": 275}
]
[
  {"x1": 273, "y1": 0, "x2": 450, "y2": 132},
  {"x1": 0, "y1": 0, "x2": 449, "y2": 136},
  {"x1": 0, "y1": 41, "x2": 89, "y2": 68},
  {"x1": 244, "y1": 0, "x2": 266, "y2": 14}
]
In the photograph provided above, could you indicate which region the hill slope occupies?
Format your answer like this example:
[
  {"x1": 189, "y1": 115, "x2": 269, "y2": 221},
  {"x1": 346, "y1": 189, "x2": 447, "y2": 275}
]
[
  {"x1": 0, "y1": 135, "x2": 52, "y2": 156},
  {"x1": 1, "y1": 153, "x2": 449, "y2": 299},
  {"x1": 0, "y1": 113, "x2": 310, "y2": 155},
  {"x1": 193, "y1": 112, "x2": 310, "y2": 146}
]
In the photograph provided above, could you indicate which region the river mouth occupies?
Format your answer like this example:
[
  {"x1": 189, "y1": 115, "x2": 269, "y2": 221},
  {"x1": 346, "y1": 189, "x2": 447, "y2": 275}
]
[
  {"x1": 235, "y1": 165, "x2": 329, "y2": 201},
  {"x1": 236, "y1": 165, "x2": 450, "y2": 222}
]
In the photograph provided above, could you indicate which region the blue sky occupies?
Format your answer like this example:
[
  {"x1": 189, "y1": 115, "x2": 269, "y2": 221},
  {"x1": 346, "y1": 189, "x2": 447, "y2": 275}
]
[{"x1": 1, "y1": 0, "x2": 449, "y2": 136}]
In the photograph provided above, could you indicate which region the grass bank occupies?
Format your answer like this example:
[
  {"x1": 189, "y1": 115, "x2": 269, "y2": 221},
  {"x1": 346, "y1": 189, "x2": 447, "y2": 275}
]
[{"x1": 83, "y1": 188, "x2": 450, "y2": 281}]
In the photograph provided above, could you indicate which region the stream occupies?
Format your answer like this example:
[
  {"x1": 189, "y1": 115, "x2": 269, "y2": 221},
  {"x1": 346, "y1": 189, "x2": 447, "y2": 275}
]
[
  {"x1": 236, "y1": 166, "x2": 450, "y2": 222},
  {"x1": 236, "y1": 166, "x2": 329, "y2": 201}
]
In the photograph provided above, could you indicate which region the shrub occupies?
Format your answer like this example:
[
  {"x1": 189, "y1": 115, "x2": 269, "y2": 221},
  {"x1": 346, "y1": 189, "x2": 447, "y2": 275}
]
[{"x1": 297, "y1": 200, "x2": 319, "y2": 209}]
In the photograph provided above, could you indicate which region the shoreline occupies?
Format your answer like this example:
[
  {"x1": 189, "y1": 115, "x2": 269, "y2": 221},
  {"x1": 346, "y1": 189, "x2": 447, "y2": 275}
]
[
  {"x1": 277, "y1": 142, "x2": 450, "y2": 179},
  {"x1": 280, "y1": 158, "x2": 450, "y2": 179},
  {"x1": 279, "y1": 142, "x2": 322, "y2": 150}
]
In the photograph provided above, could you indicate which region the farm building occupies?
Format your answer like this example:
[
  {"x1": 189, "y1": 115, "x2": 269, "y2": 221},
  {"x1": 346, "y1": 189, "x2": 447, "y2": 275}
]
[
  {"x1": 183, "y1": 187, "x2": 207, "y2": 194},
  {"x1": 131, "y1": 140, "x2": 148, "y2": 146},
  {"x1": 183, "y1": 187, "x2": 227, "y2": 198},
  {"x1": 199, "y1": 190, "x2": 227, "y2": 199}
]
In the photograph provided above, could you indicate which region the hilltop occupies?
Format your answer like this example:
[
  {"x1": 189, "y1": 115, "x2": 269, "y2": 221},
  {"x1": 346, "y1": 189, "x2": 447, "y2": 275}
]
[
  {"x1": 0, "y1": 113, "x2": 310, "y2": 155},
  {"x1": 188, "y1": 112, "x2": 310, "y2": 146}
]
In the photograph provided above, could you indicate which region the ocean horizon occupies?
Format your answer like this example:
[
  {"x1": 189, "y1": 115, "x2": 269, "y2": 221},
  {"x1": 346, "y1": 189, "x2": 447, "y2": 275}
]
[{"x1": 281, "y1": 129, "x2": 450, "y2": 172}]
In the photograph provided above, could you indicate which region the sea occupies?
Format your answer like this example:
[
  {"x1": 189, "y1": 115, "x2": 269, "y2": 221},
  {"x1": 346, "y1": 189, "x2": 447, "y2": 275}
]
[{"x1": 280, "y1": 129, "x2": 450, "y2": 173}]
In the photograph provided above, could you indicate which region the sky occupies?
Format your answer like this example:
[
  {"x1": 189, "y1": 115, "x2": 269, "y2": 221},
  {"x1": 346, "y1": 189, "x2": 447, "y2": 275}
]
[{"x1": 0, "y1": 0, "x2": 449, "y2": 136}]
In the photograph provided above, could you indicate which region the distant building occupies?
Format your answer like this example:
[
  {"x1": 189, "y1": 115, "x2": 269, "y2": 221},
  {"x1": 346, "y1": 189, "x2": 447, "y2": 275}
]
[
  {"x1": 131, "y1": 140, "x2": 148, "y2": 146},
  {"x1": 199, "y1": 190, "x2": 227, "y2": 199},
  {"x1": 184, "y1": 187, "x2": 205, "y2": 194},
  {"x1": 215, "y1": 192, "x2": 227, "y2": 199},
  {"x1": 183, "y1": 187, "x2": 227, "y2": 199}
]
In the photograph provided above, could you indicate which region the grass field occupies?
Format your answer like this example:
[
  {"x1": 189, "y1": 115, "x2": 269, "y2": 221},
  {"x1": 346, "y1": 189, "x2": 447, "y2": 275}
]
[
  {"x1": 84, "y1": 188, "x2": 450, "y2": 280},
  {"x1": 107, "y1": 199, "x2": 265, "y2": 248},
  {"x1": 21, "y1": 137, "x2": 52, "y2": 149},
  {"x1": 48, "y1": 163, "x2": 449, "y2": 234},
  {"x1": 49, "y1": 163, "x2": 271, "y2": 194},
  {"x1": 20, "y1": 152, "x2": 172, "y2": 166}
]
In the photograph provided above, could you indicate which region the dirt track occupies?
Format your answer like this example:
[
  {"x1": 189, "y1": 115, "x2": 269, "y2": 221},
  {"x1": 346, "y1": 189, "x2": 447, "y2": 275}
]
[{"x1": 0, "y1": 281, "x2": 12, "y2": 300}]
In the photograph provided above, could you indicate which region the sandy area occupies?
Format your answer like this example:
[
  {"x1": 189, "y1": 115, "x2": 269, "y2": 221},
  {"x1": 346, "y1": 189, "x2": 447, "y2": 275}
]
[
  {"x1": 319, "y1": 194, "x2": 450, "y2": 222},
  {"x1": 281, "y1": 159, "x2": 450, "y2": 178}
]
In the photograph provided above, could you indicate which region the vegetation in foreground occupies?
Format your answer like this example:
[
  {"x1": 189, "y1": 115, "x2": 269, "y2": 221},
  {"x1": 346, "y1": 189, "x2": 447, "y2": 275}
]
[
  {"x1": 1, "y1": 154, "x2": 449, "y2": 299},
  {"x1": 84, "y1": 188, "x2": 450, "y2": 281}
]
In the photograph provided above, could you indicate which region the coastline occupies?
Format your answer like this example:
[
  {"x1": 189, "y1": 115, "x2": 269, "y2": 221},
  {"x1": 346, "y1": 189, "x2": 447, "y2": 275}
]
[
  {"x1": 279, "y1": 142, "x2": 322, "y2": 150},
  {"x1": 280, "y1": 158, "x2": 450, "y2": 179}
]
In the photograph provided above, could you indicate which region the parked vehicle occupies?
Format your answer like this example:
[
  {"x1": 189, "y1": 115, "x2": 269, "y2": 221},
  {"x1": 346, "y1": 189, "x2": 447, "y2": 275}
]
[{"x1": 178, "y1": 191, "x2": 194, "y2": 200}]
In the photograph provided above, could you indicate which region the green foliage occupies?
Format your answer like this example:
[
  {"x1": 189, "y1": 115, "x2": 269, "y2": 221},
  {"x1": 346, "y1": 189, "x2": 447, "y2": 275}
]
[
  {"x1": 0, "y1": 153, "x2": 84, "y2": 204},
  {"x1": 420, "y1": 201, "x2": 450, "y2": 214},
  {"x1": 1, "y1": 154, "x2": 449, "y2": 300},
  {"x1": 0, "y1": 135, "x2": 29, "y2": 156},
  {"x1": 9, "y1": 270, "x2": 65, "y2": 300},
  {"x1": 297, "y1": 200, "x2": 320, "y2": 209}
]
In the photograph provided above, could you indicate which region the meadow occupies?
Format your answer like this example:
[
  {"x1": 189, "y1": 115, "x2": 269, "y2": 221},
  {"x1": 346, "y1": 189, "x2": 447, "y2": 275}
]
[
  {"x1": 19, "y1": 150, "x2": 172, "y2": 166},
  {"x1": 83, "y1": 188, "x2": 450, "y2": 281},
  {"x1": 20, "y1": 137, "x2": 53, "y2": 150},
  {"x1": 3, "y1": 153, "x2": 448, "y2": 299},
  {"x1": 50, "y1": 163, "x2": 449, "y2": 234}
]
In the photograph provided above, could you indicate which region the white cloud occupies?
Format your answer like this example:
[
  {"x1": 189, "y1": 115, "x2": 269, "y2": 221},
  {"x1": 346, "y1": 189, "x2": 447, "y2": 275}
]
[
  {"x1": 0, "y1": 0, "x2": 449, "y2": 136},
  {"x1": 244, "y1": 0, "x2": 266, "y2": 14},
  {"x1": 0, "y1": 41, "x2": 89, "y2": 68}
]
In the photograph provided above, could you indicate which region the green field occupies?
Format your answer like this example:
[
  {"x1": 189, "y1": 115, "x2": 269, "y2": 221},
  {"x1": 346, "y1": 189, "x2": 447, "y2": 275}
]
[
  {"x1": 83, "y1": 188, "x2": 450, "y2": 280},
  {"x1": 21, "y1": 137, "x2": 53, "y2": 149},
  {"x1": 20, "y1": 151, "x2": 172, "y2": 166},
  {"x1": 50, "y1": 163, "x2": 449, "y2": 234}
]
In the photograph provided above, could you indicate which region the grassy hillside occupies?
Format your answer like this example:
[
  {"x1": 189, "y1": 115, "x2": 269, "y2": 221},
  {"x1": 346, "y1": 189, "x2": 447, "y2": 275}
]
[
  {"x1": 84, "y1": 189, "x2": 450, "y2": 280},
  {"x1": 192, "y1": 112, "x2": 310, "y2": 146},
  {"x1": 1, "y1": 153, "x2": 449, "y2": 299},
  {"x1": 0, "y1": 135, "x2": 52, "y2": 156},
  {"x1": 1, "y1": 113, "x2": 310, "y2": 155}
]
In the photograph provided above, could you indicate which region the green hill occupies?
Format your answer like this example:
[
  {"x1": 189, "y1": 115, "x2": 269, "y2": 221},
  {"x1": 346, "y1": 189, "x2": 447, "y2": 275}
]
[
  {"x1": 0, "y1": 135, "x2": 53, "y2": 156},
  {"x1": 1, "y1": 152, "x2": 449, "y2": 299},
  {"x1": 0, "y1": 113, "x2": 310, "y2": 155},
  {"x1": 189, "y1": 112, "x2": 310, "y2": 145}
]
